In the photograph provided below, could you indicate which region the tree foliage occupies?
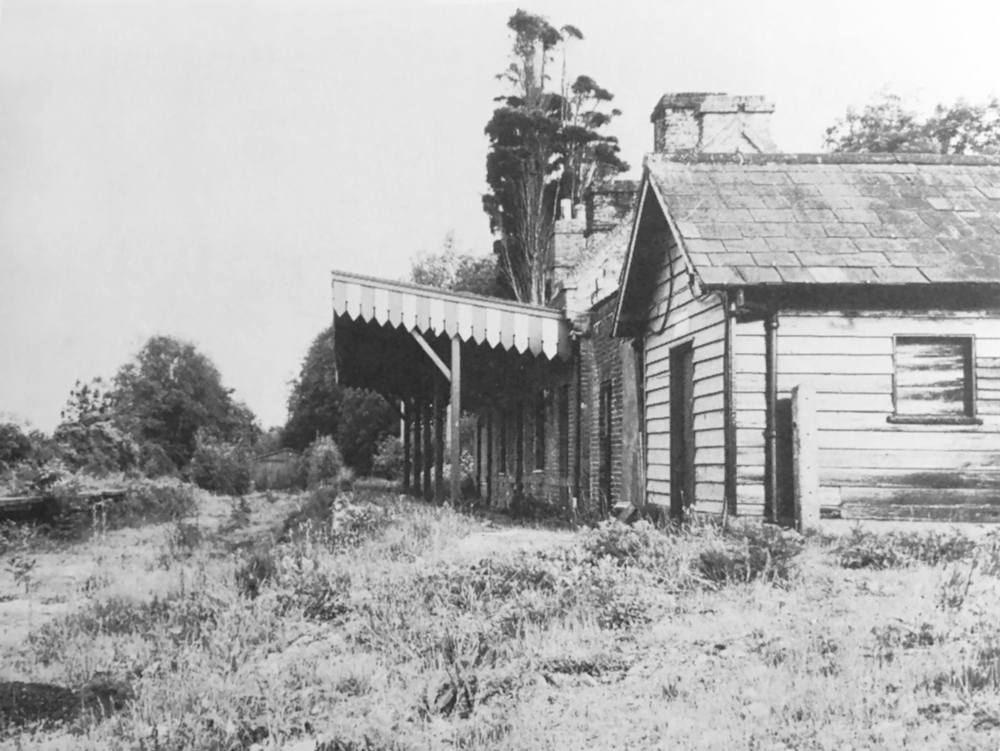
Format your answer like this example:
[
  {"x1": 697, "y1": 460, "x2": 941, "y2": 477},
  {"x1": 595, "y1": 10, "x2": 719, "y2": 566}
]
[
  {"x1": 0, "y1": 422, "x2": 32, "y2": 469},
  {"x1": 483, "y1": 9, "x2": 627, "y2": 304},
  {"x1": 825, "y1": 91, "x2": 1000, "y2": 155},
  {"x1": 283, "y1": 327, "x2": 396, "y2": 476},
  {"x1": 112, "y1": 336, "x2": 259, "y2": 469},
  {"x1": 409, "y1": 233, "x2": 508, "y2": 298},
  {"x1": 53, "y1": 378, "x2": 140, "y2": 473}
]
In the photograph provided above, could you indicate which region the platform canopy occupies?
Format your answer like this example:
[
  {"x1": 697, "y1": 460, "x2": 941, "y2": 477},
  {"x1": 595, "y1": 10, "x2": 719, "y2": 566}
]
[{"x1": 331, "y1": 270, "x2": 572, "y2": 408}]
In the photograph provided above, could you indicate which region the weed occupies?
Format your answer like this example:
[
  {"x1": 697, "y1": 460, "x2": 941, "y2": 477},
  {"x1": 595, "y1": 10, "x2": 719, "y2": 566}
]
[
  {"x1": 235, "y1": 550, "x2": 277, "y2": 599},
  {"x1": 936, "y1": 562, "x2": 977, "y2": 612},
  {"x1": 872, "y1": 621, "x2": 940, "y2": 665},
  {"x1": 29, "y1": 593, "x2": 219, "y2": 664},
  {"x1": 166, "y1": 520, "x2": 203, "y2": 558},
  {"x1": 832, "y1": 527, "x2": 905, "y2": 570},
  {"x1": 924, "y1": 624, "x2": 1000, "y2": 695}
]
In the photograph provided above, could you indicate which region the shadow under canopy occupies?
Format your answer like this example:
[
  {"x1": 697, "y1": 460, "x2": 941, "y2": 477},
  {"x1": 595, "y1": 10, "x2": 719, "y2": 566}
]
[{"x1": 331, "y1": 271, "x2": 573, "y2": 503}]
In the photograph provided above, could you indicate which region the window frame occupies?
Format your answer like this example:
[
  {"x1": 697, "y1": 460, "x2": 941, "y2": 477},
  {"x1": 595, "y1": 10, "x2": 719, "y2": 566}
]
[{"x1": 888, "y1": 334, "x2": 982, "y2": 425}]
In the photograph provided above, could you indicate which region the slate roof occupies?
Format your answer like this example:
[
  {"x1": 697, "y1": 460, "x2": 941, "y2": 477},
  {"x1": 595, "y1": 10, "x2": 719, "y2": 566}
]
[{"x1": 644, "y1": 152, "x2": 1000, "y2": 286}]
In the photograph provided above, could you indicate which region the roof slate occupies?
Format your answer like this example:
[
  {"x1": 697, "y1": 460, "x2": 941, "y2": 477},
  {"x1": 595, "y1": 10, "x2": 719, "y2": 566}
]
[{"x1": 645, "y1": 153, "x2": 1000, "y2": 287}]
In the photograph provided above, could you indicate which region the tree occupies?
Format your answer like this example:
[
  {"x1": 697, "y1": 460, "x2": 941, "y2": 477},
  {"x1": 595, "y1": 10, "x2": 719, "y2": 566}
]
[
  {"x1": 283, "y1": 327, "x2": 396, "y2": 475},
  {"x1": 825, "y1": 91, "x2": 1000, "y2": 154},
  {"x1": 409, "y1": 233, "x2": 508, "y2": 298},
  {"x1": 112, "y1": 336, "x2": 259, "y2": 469},
  {"x1": 53, "y1": 378, "x2": 140, "y2": 473},
  {"x1": 483, "y1": 10, "x2": 627, "y2": 304},
  {"x1": 0, "y1": 422, "x2": 32, "y2": 469}
]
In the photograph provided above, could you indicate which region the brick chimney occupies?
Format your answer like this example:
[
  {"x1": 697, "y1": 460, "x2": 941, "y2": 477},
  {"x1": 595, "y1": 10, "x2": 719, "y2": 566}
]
[{"x1": 651, "y1": 92, "x2": 779, "y2": 153}]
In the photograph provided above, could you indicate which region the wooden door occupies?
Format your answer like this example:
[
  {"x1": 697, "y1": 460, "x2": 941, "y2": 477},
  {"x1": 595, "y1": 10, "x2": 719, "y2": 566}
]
[{"x1": 669, "y1": 342, "x2": 695, "y2": 519}]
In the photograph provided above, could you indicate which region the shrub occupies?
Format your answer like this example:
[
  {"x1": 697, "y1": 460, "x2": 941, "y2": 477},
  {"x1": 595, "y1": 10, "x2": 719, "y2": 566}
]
[
  {"x1": 236, "y1": 550, "x2": 278, "y2": 599},
  {"x1": 696, "y1": 524, "x2": 803, "y2": 586},
  {"x1": 372, "y1": 435, "x2": 403, "y2": 480},
  {"x1": 583, "y1": 520, "x2": 672, "y2": 567},
  {"x1": 53, "y1": 419, "x2": 140, "y2": 474},
  {"x1": 304, "y1": 436, "x2": 343, "y2": 489},
  {"x1": 832, "y1": 527, "x2": 977, "y2": 570},
  {"x1": 188, "y1": 432, "x2": 253, "y2": 496},
  {"x1": 106, "y1": 477, "x2": 197, "y2": 528},
  {"x1": 0, "y1": 422, "x2": 32, "y2": 469}
]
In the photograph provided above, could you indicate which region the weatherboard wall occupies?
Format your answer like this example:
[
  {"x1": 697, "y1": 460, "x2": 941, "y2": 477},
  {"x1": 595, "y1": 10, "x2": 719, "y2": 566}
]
[
  {"x1": 735, "y1": 310, "x2": 1000, "y2": 521},
  {"x1": 643, "y1": 229, "x2": 728, "y2": 515}
]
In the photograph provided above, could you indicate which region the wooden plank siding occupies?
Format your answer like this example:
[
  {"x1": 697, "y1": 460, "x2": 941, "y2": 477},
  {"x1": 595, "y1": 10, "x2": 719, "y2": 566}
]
[
  {"x1": 736, "y1": 310, "x2": 1000, "y2": 521},
  {"x1": 643, "y1": 229, "x2": 728, "y2": 515},
  {"x1": 733, "y1": 320, "x2": 767, "y2": 515}
]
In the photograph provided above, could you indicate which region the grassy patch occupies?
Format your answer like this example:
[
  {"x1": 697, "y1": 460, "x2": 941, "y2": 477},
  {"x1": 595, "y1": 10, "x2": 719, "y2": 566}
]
[{"x1": 7, "y1": 494, "x2": 1000, "y2": 750}]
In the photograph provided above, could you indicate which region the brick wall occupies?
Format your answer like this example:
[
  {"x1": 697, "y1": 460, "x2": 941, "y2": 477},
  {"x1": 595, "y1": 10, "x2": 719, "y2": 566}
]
[{"x1": 583, "y1": 293, "x2": 624, "y2": 514}]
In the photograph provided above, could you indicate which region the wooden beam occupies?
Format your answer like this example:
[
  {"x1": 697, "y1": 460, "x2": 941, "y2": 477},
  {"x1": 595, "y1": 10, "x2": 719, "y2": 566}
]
[
  {"x1": 412, "y1": 399, "x2": 422, "y2": 497},
  {"x1": 411, "y1": 330, "x2": 451, "y2": 381},
  {"x1": 764, "y1": 313, "x2": 778, "y2": 522},
  {"x1": 451, "y1": 336, "x2": 462, "y2": 505},
  {"x1": 422, "y1": 398, "x2": 432, "y2": 502}
]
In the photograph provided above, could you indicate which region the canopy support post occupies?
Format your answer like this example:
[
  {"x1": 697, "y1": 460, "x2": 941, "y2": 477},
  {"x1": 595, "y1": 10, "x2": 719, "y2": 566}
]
[
  {"x1": 450, "y1": 336, "x2": 462, "y2": 505},
  {"x1": 434, "y1": 379, "x2": 445, "y2": 504},
  {"x1": 402, "y1": 398, "x2": 411, "y2": 494},
  {"x1": 422, "y1": 397, "x2": 432, "y2": 503},
  {"x1": 412, "y1": 398, "x2": 422, "y2": 497}
]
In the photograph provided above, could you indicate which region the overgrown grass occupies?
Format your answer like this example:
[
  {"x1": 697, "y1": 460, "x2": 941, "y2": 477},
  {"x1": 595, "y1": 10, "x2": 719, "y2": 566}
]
[{"x1": 7, "y1": 495, "x2": 1000, "y2": 750}]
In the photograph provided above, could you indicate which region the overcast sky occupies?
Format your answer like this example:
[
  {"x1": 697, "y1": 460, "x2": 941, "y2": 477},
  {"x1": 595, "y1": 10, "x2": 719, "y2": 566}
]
[{"x1": 1, "y1": 0, "x2": 998, "y2": 432}]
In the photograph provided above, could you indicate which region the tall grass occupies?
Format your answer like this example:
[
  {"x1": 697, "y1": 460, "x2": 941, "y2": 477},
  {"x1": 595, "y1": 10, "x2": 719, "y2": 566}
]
[{"x1": 7, "y1": 495, "x2": 1000, "y2": 750}]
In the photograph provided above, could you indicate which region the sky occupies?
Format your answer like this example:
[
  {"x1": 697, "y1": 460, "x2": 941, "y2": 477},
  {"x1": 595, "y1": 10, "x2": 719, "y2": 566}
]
[{"x1": 1, "y1": 0, "x2": 998, "y2": 432}]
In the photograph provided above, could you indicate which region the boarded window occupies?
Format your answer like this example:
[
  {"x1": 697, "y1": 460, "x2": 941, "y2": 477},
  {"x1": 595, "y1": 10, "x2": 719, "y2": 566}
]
[
  {"x1": 894, "y1": 337, "x2": 974, "y2": 418},
  {"x1": 534, "y1": 391, "x2": 546, "y2": 470}
]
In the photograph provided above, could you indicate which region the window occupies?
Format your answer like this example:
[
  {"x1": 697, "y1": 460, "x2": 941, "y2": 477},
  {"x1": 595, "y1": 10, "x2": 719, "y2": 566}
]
[
  {"x1": 534, "y1": 390, "x2": 547, "y2": 471},
  {"x1": 891, "y1": 336, "x2": 979, "y2": 424}
]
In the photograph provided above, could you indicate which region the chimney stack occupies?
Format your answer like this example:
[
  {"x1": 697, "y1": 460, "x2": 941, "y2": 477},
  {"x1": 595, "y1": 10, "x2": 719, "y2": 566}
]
[{"x1": 651, "y1": 92, "x2": 779, "y2": 154}]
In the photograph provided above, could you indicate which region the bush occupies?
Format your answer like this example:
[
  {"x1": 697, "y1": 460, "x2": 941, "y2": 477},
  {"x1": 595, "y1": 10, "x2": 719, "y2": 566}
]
[
  {"x1": 372, "y1": 435, "x2": 403, "y2": 480},
  {"x1": 188, "y1": 432, "x2": 253, "y2": 496},
  {"x1": 304, "y1": 436, "x2": 343, "y2": 489},
  {"x1": 53, "y1": 419, "x2": 140, "y2": 475},
  {"x1": 583, "y1": 520, "x2": 675, "y2": 567},
  {"x1": 696, "y1": 524, "x2": 803, "y2": 586}
]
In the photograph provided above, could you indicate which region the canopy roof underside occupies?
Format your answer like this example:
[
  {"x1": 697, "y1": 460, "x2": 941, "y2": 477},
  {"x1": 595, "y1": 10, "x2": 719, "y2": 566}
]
[{"x1": 331, "y1": 271, "x2": 573, "y2": 407}]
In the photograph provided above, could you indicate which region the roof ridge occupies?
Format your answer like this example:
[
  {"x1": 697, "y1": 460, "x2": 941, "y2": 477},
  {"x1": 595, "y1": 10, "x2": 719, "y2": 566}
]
[{"x1": 645, "y1": 152, "x2": 1000, "y2": 167}]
